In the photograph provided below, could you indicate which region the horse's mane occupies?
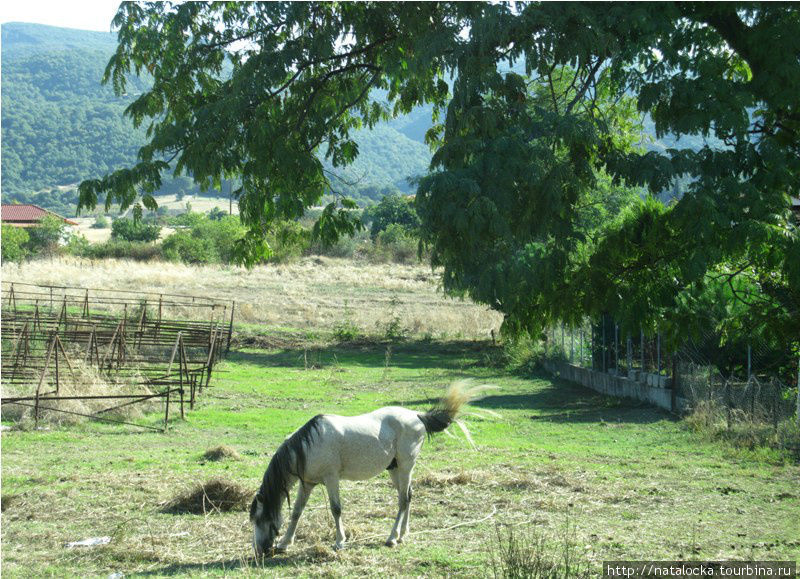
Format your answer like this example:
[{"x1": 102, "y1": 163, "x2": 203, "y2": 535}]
[{"x1": 252, "y1": 414, "x2": 323, "y2": 523}]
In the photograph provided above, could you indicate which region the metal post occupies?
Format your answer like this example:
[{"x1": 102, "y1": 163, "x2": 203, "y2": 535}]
[
  {"x1": 561, "y1": 324, "x2": 565, "y2": 356},
  {"x1": 579, "y1": 328, "x2": 584, "y2": 367},
  {"x1": 164, "y1": 389, "x2": 170, "y2": 431},
  {"x1": 226, "y1": 300, "x2": 235, "y2": 353},
  {"x1": 570, "y1": 329, "x2": 574, "y2": 363},
  {"x1": 602, "y1": 317, "x2": 607, "y2": 373},
  {"x1": 726, "y1": 380, "x2": 732, "y2": 429},
  {"x1": 55, "y1": 341, "x2": 60, "y2": 394},
  {"x1": 614, "y1": 323, "x2": 619, "y2": 373},
  {"x1": 626, "y1": 333, "x2": 632, "y2": 375},
  {"x1": 640, "y1": 328, "x2": 644, "y2": 373},
  {"x1": 657, "y1": 332, "x2": 661, "y2": 375},
  {"x1": 747, "y1": 345, "x2": 752, "y2": 381}
]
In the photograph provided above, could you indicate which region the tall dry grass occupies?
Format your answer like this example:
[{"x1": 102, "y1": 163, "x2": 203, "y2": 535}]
[
  {"x1": 0, "y1": 360, "x2": 159, "y2": 427},
  {"x1": 3, "y1": 256, "x2": 502, "y2": 339}
]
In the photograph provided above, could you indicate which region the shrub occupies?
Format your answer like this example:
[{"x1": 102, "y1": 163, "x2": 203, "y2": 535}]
[
  {"x1": 84, "y1": 239, "x2": 164, "y2": 261},
  {"x1": 168, "y1": 211, "x2": 207, "y2": 227},
  {"x1": 91, "y1": 215, "x2": 110, "y2": 228},
  {"x1": 1, "y1": 225, "x2": 29, "y2": 262},
  {"x1": 64, "y1": 233, "x2": 90, "y2": 256},
  {"x1": 376, "y1": 223, "x2": 418, "y2": 263},
  {"x1": 266, "y1": 220, "x2": 310, "y2": 262},
  {"x1": 490, "y1": 522, "x2": 591, "y2": 579},
  {"x1": 504, "y1": 334, "x2": 547, "y2": 374},
  {"x1": 111, "y1": 217, "x2": 161, "y2": 242},
  {"x1": 162, "y1": 231, "x2": 218, "y2": 263},
  {"x1": 308, "y1": 229, "x2": 369, "y2": 259},
  {"x1": 161, "y1": 214, "x2": 245, "y2": 264},
  {"x1": 207, "y1": 207, "x2": 228, "y2": 221},
  {"x1": 26, "y1": 215, "x2": 66, "y2": 254}
]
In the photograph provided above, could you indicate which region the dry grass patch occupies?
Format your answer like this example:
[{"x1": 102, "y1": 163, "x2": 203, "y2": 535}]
[
  {"x1": 161, "y1": 478, "x2": 252, "y2": 515},
  {"x1": 2, "y1": 256, "x2": 502, "y2": 339},
  {"x1": 1, "y1": 361, "x2": 158, "y2": 427},
  {"x1": 202, "y1": 445, "x2": 241, "y2": 462},
  {"x1": 416, "y1": 469, "x2": 490, "y2": 488}
]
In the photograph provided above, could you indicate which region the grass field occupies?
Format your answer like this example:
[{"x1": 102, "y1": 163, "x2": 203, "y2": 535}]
[{"x1": 2, "y1": 338, "x2": 798, "y2": 577}]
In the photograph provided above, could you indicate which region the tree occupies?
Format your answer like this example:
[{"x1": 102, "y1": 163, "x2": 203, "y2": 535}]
[
  {"x1": 111, "y1": 217, "x2": 161, "y2": 242},
  {"x1": 1, "y1": 225, "x2": 29, "y2": 262},
  {"x1": 78, "y1": 3, "x2": 800, "y2": 347},
  {"x1": 364, "y1": 194, "x2": 420, "y2": 238}
]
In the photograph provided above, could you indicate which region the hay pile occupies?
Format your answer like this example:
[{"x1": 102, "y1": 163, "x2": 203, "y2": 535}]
[
  {"x1": 161, "y1": 478, "x2": 251, "y2": 515},
  {"x1": 201, "y1": 445, "x2": 241, "y2": 462}
]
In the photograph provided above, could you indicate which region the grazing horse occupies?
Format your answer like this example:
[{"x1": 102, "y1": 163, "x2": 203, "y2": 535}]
[{"x1": 249, "y1": 381, "x2": 489, "y2": 556}]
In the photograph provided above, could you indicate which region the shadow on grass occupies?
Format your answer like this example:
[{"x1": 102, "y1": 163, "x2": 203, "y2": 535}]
[
  {"x1": 136, "y1": 556, "x2": 298, "y2": 576},
  {"x1": 473, "y1": 373, "x2": 673, "y2": 424},
  {"x1": 396, "y1": 371, "x2": 673, "y2": 424},
  {"x1": 228, "y1": 341, "x2": 673, "y2": 424},
  {"x1": 229, "y1": 339, "x2": 498, "y2": 371}
]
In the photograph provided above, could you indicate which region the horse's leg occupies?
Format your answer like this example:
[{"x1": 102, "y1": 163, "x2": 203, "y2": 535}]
[
  {"x1": 386, "y1": 466, "x2": 412, "y2": 547},
  {"x1": 324, "y1": 477, "x2": 346, "y2": 550},
  {"x1": 276, "y1": 481, "x2": 315, "y2": 552},
  {"x1": 400, "y1": 479, "x2": 413, "y2": 542}
]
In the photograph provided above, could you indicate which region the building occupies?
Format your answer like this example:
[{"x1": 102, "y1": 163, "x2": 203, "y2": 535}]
[
  {"x1": 792, "y1": 197, "x2": 800, "y2": 222},
  {"x1": 1, "y1": 204, "x2": 78, "y2": 228}
]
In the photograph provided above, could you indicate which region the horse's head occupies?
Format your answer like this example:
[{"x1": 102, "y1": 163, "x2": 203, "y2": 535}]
[{"x1": 249, "y1": 491, "x2": 282, "y2": 557}]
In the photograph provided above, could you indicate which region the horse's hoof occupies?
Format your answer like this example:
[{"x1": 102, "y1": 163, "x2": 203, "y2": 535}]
[
  {"x1": 274, "y1": 545, "x2": 289, "y2": 554},
  {"x1": 385, "y1": 539, "x2": 397, "y2": 548},
  {"x1": 396, "y1": 537, "x2": 404, "y2": 544},
  {"x1": 333, "y1": 542, "x2": 345, "y2": 551}
]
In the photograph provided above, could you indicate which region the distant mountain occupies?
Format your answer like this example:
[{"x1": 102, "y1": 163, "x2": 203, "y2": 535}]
[
  {"x1": 0, "y1": 22, "x2": 432, "y2": 213},
  {"x1": 1, "y1": 22, "x2": 117, "y2": 52}
]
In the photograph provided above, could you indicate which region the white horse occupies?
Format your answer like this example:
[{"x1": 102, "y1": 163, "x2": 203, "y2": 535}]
[{"x1": 249, "y1": 381, "x2": 489, "y2": 556}]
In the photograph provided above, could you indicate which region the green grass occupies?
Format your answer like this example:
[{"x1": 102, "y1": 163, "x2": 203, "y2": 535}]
[{"x1": 2, "y1": 340, "x2": 798, "y2": 577}]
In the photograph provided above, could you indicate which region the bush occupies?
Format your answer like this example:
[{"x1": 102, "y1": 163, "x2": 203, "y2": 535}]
[
  {"x1": 308, "y1": 229, "x2": 369, "y2": 259},
  {"x1": 266, "y1": 220, "x2": 310, "y2": 262},
  {"x1": 162, "y1": 231, "x2": 218, "y2": 264},
  {"x1": 64, "y1": 233, "x2": 90, "y2": 256},
  {"x1": 375, "y1": 223, "x2": 418, "y2": 263},
  {"x1": 504, "y1": 334, "x2": 547, "y2": 374},
  {"x1": 84, "y1": 239, "x2": 164, "y2": 261},
  {"x1": 91, "y1": 215, "x2": 110, "y2": 229},
  {"x1": 1, "y1": 225, "x2": 29, "y2": 262},
  {"x1": 111, "y1": 218, "x2": 161, "y2": 242},
  {"x1": 162, "y1": 213, "x2": 246, "y2": 264},
  {"x1": 207, "y1": 207, "x2": 228, "y2": 221},
  {"x1": 490, "y1": 522, "x2": 591, "y2": 579},
  {"x1": 26, "y1": 215, "x2": 66, "y2": 255}
]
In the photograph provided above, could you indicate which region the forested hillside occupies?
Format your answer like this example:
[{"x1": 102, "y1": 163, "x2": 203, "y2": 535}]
[{"x1": 1, "y1": 22, "x2": 431, "y2": 213}]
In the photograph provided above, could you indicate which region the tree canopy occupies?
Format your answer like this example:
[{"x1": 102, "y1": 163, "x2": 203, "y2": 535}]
[{"x1": 79, "y1": 2, "x2": 800, "y2": 347}]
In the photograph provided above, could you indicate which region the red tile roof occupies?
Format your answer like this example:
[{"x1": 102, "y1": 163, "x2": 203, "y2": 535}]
[{"x1": 1, "y1": 204, "x2": 77, "y2": 226}]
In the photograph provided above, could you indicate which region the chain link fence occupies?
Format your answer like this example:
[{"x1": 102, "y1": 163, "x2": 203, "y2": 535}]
[{"x1": 546, "y1": 318, "x2": 799, "y2": 434}]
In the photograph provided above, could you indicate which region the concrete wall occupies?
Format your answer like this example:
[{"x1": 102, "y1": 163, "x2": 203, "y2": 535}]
[{"x1": 543, "y1": 360, "x2": 688, "y2": 412}]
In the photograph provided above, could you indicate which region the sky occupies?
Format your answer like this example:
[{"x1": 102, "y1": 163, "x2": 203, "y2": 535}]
[{"x1": 1, "y1": 0, "x2": 122, "y2": 32}]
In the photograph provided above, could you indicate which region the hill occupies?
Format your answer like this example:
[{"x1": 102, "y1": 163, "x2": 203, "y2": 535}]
[{"x1": 1, "y1": 22, "x2": 432, "y2": 213}]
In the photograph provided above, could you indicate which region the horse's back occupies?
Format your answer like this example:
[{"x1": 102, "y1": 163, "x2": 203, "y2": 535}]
[{"x1": 303, "y1": 407, "x2": 425, "y2": 481}]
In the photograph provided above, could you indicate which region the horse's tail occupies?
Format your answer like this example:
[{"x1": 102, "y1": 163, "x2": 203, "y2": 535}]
[{"x1": 417, "y1": 380, "x2": 495, "y2": 438}]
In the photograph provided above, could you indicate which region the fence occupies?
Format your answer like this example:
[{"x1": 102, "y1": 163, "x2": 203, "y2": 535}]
[
  {"x1": 1, "y1": 281, "x2": 235, "y2": 431},
  {"x1": 548, "y1": 318, "x2": 799, "y2": 429}
]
